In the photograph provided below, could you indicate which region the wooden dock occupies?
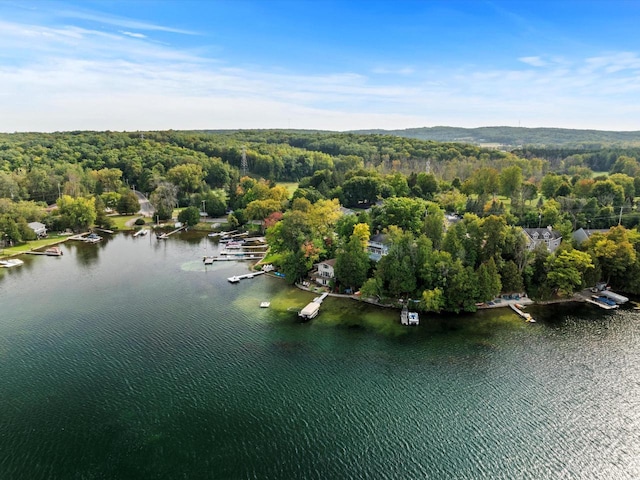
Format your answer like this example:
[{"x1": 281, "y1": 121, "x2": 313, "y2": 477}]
[
  {"x1": 157, "y1": 225, "x2": 187, "y2": 239},
  {"x1": 220, "y1": 232, "x2": 249, "y2": 242},
  {"x1": 227, "y1": 270, "x2": 266, "y2": 283},
  {"x1": 203, "y1": 254, "x2": 264, "y2": 262},
  {"x1": 208, "y1": 230, "x2": 237, "y2": 238},
  {"x1": 509, "y1": 303, "x2": 536, "y2": 322}
]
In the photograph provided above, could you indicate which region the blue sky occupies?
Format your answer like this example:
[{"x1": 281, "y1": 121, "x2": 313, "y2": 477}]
[{"x1": 1, "y1": 0, "x2": 639, "y2": 132}]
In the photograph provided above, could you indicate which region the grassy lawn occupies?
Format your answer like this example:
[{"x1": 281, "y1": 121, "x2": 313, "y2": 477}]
[
  {"x1": 276, "y1": 181, "x2": 299, "y2": 197},
  {"x1": 0, "y1": 234, "x2": 70, "y2": 259},
  {"x1": 109, "y1": 215, "x2": 145, "y2": 230}
]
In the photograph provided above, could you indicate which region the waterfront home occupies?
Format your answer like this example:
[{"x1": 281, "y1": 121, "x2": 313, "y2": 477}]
[
  {"x1": 367, "y1": 233, "x2": 390, "y2": 261},
  {"x1": 522, "y1": 226, "x2": 561, "y2": 253},
  {"x1": 312, "y1": 259, "x2": 336, "y2": 286},
  {"x1": 572, "y1": 227, "x2": 610, "y2": 245},
  {"x1": 28, "y1": 221, "x2": 47, "y2": 238}
]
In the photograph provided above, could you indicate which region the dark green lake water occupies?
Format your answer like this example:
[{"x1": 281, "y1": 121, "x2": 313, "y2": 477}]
[{"x1": 1, "y1": 233, "x2": 638, "y2": 479}]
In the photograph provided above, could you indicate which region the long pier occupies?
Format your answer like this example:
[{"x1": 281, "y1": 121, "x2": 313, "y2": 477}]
[
  {"x1": 203, "y1": 254, "x2": 265, "y2": 263},
  {"x1": 157, "y1": 225, "x2": 187, "y2": 239},
  {"x1": 227, "y1": 270, "x2": 266, "y2": 283}
]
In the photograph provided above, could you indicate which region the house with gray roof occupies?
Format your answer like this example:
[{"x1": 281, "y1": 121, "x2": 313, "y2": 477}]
[
  {"x1": 28, "y1": 222, "x2": 47, "y2": 238},
  {"x1": 367, "y1": 233, "x2": 390, "y2": 261},
  {"x1": 522, "y1": 226, "x2": 562, "y2": 253}
]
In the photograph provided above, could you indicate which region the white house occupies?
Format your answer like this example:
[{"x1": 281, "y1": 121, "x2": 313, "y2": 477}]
[
  {"x1": 28, "y1": 221, "x2": 47, "y2": 238},
  {"x1": 522, "y1": 226, "x2": 562, "y2": 252},
  {"x1": 313, "y1": 259, "x2": 336, "y2": 286},
  {"x1": 367, "y1": 233, "x2": 390, "y2": 261}
]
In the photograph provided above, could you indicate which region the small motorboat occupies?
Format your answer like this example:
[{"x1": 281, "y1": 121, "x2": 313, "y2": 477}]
[
  {"x1": 0, "y1": 258, "x2": 24, "y2": 268},
  {"x1": 45, "y1": 246, "x2": 63, "y2": 256}
]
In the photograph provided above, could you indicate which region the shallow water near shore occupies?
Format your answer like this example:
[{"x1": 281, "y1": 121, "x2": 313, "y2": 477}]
[{"x1": 1, "y1": 233, "x2": 638, "y2": 479}]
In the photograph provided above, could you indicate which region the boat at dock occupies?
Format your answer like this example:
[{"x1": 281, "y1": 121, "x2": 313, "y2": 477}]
[
  {"x1": 597, "y1": 290, "x2": 629, "y2": 305},
  {"x1": 585, "y1": 295, "x2": 619, "y2": 310},
  {"x1": 133, "y1": 229, "x2": 148, "y2": 237},
  {"x1": 0, "y1": 258, "x2": 24, "y2": 268},
  {"x1": 84, "y1": 233, "x2": 102, "y2": 243},
  {"x1": 45, "y1": 246, "x2": 63, "y2": 256},
  {"x1": 400, "y1": 306, "x2": 419, "y2": 325}
]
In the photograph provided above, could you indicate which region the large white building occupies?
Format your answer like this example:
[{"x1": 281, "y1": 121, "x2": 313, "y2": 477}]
[{"x1": 522, "y1": 226, "x2": 562, "y2": 252}]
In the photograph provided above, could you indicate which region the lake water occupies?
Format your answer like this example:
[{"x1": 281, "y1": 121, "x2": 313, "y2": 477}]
[{"x1": 1, "y1": 233, "x2": 639, "y2": 479}]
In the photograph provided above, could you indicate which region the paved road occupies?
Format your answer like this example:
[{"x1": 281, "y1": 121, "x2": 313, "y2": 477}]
[{"x1": 133, "y1": 190, "x2": 155, "y2": 217}]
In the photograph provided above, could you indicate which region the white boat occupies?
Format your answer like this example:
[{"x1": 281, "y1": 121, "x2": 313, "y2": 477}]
[
  {"x1": 401, "y1": 306, "x2": 419, "y2": 325},
  {"x1": 0, "y1": 258, "x2": 24, "y2": 268},
  {"x1": 598, "y1": 290, "x2": 629, "y2": 305},
  {"x1": 133, "y1": 229, "x2": 148, "y2": 237},
  {"x1": 84, "y1": 233, "x2": 102, "y2": 243},
  {"x1": 227, "y1": 276, "x2": 240, "y2": 283},
  {"x1": 260, "y1": 301, "x2": 270, "y2": 308}
]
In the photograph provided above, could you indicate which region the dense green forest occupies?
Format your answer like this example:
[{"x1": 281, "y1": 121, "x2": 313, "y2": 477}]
[
  {"x1": 352, "y1": 126, "x2": 640, "y2": 148},
  {"x1": 2, "y1": 129, "x2": 640, "y2": 309}
]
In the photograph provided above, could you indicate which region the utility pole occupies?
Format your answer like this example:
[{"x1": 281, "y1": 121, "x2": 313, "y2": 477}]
[
  {"x1": 241, "y1": 146, "x2": 248, "y2": 176},
  {"x1": 618, "y1": 205, "x2": 624, "y2": 225}
]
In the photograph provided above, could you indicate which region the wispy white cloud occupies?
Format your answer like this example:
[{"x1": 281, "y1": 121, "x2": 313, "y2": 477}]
[
  {"x1": 120, "y1": 31, "x2": 147, "y2": 39},
  {"x1": 518, "y1": 56, "x2": 547, "y2": 67},
  {"x1": 372, "y1": 66, "x2": 415, "y2": 75},
  {"x1": 583, "y1": 52, "x2": 640, "y2": 74},
  {"x1": 56, "y1": 9, "x2": 198, "y2": 35}
]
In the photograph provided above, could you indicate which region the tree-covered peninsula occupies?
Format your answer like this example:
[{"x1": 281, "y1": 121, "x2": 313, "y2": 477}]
[{"x1": 1, "y1": 129, "x2": 640, "y2": 312}]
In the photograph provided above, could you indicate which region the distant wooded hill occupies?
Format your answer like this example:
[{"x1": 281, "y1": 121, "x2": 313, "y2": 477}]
[{"x1": 350, "y1": 126, "x2": 640, "y2": 148}]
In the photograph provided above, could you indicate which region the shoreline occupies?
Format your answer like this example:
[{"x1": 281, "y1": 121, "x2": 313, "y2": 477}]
[{"x1": 293, "y1": 281, "x2": 593, "y2": 314}]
